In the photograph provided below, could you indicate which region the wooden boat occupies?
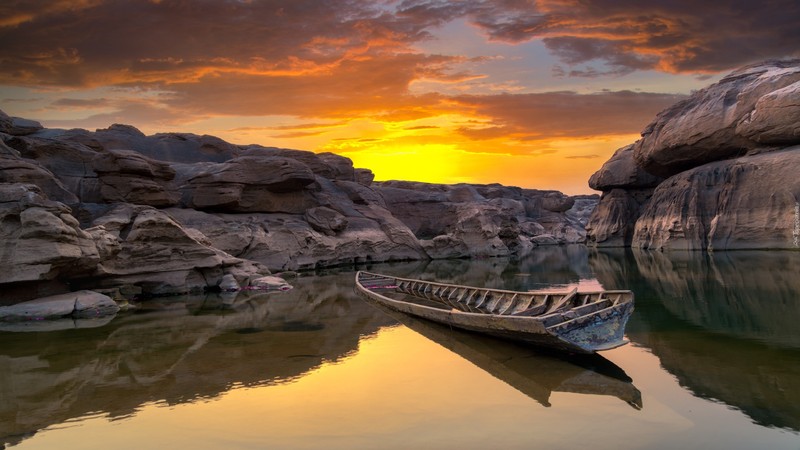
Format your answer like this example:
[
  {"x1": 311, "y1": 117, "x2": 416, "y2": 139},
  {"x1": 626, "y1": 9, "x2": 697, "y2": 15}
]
[{"x1": 355, "y1": 271, "x2": 634, "y2": 354}]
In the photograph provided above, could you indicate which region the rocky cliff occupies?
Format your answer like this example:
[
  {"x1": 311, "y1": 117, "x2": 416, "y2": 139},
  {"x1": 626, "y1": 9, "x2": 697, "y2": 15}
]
[
  {"x1": 587, "y1": 59, "x2": 800, "y2": 250},
  {"x1": 0, "y1": 109, "x2": 594, "y2": 304}
]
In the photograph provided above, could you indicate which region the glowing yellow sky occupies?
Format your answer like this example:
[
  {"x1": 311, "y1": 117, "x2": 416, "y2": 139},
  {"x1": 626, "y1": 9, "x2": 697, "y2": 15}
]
[{"x1": 1, "y1": 1, "x2": 794, "y2": 194}]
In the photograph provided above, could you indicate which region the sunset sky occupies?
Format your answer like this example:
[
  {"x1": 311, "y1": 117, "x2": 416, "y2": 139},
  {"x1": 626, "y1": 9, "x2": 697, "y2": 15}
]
[{"x1": 1, "y1": 1, "x2": 798, "y2": 194}]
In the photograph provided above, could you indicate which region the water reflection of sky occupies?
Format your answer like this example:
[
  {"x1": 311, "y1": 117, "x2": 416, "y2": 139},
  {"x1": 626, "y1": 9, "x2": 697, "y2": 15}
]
[{"x1": 2, "y1": 247, "x2": 800, "y2": 449}]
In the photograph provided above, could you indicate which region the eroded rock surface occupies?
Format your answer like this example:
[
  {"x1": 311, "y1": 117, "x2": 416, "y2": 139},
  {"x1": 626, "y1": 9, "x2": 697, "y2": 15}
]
[
  {"x1": 376, "y1": 182, "x2": 592, "y2": 258},
  {"x1": 0, "y1": 184, "x2": 99, "y2": 288},
  {"x1": 588, "y1": 60, "x2": 800, "y2": 250},
  {"x1": 633, "y1": 148, "x2": 800, "y2": 250},
  {"x1": 0, "y1": 107, "x2": 594, "y2": 303},
  {"x1": 634, "y1": 60, "x2": 800, "y2": 178}
]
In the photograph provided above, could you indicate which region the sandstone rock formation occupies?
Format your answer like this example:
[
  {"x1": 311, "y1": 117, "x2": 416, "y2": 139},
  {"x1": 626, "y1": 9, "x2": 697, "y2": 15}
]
[
  {"x1": 0, "y1": 107, "x2": 594, "y2": 305},
  {"x1": 84, "y1": 204, "x2": 270, "y2": 295},
  {"x1": 633, "y1": 148, "x2": 800, "y2": 250},
  {"x1": 184, "y1": 155, "x2": 316, "y2": 212},
  {"x1": 376, "y1": 181, "x2": 592, "y2": 258},
  {"x1": 0, "y1": 109, "x2": 43, "y2": 136},
  {"x1": 0, "y1": 184, "x2": 99, "y2": 293},
  {"x1": 587, "y1": 59, "x2": 800, "y2": 250},
  {"x1": 634, "y1": 60, "x2": 800, "y2": 178},
  {"x1": 93, "y1": 149, "x2": 179, "y2": 207}
]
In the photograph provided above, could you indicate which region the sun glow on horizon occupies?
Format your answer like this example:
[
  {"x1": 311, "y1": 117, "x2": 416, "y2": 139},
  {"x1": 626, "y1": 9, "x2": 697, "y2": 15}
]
[{"x1": 338, "y1": 142, "x2": 473, "y2": 185}]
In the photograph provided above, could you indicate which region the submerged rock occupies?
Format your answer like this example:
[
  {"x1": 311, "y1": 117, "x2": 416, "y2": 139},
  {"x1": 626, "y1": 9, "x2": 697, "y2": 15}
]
[
  {"x1": 249, "y1": 276, "x2": 293, "y2": 291},
  {"x1": 0, "y1": 290, "x2": 119, "y2": 322}
]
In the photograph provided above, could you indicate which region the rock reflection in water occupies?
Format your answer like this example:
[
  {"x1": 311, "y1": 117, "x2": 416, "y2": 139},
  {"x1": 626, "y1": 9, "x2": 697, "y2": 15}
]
[
  {"x1": 376, "y1": 244, "x2": 594, "y2": 292},
  {"x1": 590, "y1": 248, "x2": 800, "y2": 431},
  {"x1": 376, "y1": 305, "x2": 642, "y2": 409},
  {"x1": 0, "y1": 272, "x2": 394, "y2": 448}
]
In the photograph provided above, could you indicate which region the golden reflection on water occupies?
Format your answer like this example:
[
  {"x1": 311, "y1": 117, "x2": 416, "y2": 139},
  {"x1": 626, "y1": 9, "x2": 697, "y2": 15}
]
[
  {"x1": 6, "y1": 249, "x2": 800, "y2": 449},
  {"x1": 16, "y1": 324, "x2": 799, "y2": 450}
]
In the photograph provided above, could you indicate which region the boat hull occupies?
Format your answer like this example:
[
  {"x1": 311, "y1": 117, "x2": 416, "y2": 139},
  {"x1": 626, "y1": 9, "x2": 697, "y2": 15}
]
[{"x1": 355, "y1": 271, "x2": 634, "y2": 354}]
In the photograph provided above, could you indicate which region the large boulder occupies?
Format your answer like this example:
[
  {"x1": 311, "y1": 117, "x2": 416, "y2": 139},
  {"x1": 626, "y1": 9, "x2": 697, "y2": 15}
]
[
  {"x1": 0, "y1": 109, "x2": 43, "y2": 136},
  {"x1": 0, "y1": 153, "x2": 79, "y2": 203},
  {"x1": 736, "y1": 81, "x2": 800, "y2": 145},
  {"x1": 240, "y1": 147, "x2": 356, "y2": 181},
  {"x1": 185, "y1": 156, "x2": 317, "y2": 213},
  {"x1": 587, "y1": 60, "x2": 800, "y2": 250},
  {"x1": 586, "y1": 143, "x2": 661, "y2": 247},
  {"x1": 92, "y1": 149, "x2": 179, "y2": 206},
  {"x1": 0, "y1": 184, "x2": 99, "y2": 290},
  {"x1": 634, "y1": 60, "x2": 800, "y2": 177},
  {"x1": 0, "y1": 290, "x2": 119, "y2": 321},
  {"x1": 168, "y1": 172, "x2": 428, "y2": 271},
  {"x1": 633, "y1": 147, "x2": 800, "y2": 250},
  {"x1": 84, "y1": 205, "x2": 269, "y2": 294},
  {"x1": 305, "y1": 206, "x2": 348, "y2": 236},
  {"x1": 3, "y1": 135, "x2": 103, "y2": 202},
  {"x1": 47, "y1": 124, "x2": 242, "y2": 163},
  {"x1": 589, "y1": 143, "x2": 663, "y2": 190}
]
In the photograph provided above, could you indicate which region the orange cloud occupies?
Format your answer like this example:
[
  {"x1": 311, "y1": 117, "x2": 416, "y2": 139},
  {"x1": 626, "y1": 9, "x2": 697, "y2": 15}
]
[{"x1": 2, "y1": 0, "x2": 798, "y2": 194}]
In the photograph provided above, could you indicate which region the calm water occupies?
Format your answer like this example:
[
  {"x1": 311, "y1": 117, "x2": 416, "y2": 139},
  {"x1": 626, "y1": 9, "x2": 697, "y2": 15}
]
[{"x1": 1, "y1": 247, "x2": 799, "y2": 449}]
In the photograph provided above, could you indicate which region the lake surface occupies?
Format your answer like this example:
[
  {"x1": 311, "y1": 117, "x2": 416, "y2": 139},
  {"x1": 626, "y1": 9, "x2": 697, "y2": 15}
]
[{"x1": 1, "y1": 247, "x2": 799, "y2": 449}]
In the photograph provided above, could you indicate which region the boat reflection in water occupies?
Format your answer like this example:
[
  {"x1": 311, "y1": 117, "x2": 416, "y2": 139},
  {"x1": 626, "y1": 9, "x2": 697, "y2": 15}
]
[{"x1": 373, "y1": 302, "x2": 642, "y2": 410}]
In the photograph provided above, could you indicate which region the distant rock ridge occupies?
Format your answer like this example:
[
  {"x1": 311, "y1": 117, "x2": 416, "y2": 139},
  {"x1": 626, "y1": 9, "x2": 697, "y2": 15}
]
[
  {"x1": 587, "y1": 59, "x2": 800, "y2": 250},
  {"x1": 0, "y1": 108, "x2": 594, "y2": 305}
]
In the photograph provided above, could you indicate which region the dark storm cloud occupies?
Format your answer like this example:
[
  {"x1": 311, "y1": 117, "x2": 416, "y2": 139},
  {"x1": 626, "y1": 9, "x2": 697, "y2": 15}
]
[
  {"x1": 0, "y1": 0, "x2": 439, "y2": 87},
  {"x1": 4, "y1": 0, "x2": 796, "y2": 90},
  {"x1": 460, "y1": 0, "x2": 800, "y2": 73}
]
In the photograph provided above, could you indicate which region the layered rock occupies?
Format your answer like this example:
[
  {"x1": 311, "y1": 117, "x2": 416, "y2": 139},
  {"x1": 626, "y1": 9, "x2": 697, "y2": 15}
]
[
  {"x1": 634, "y1": 59, "x2": 800, "y2": 178},
  {"x1": 0, "y1": 107, "x2": 594, "y2": 304},
  {"x1": 0, "y1": 151, "x2": 78, "y2": 203},
  {"x1": 184, "y1": 155, "x2": 316, "y2": 212},
  {"x1": 93, "y1": 149, "x2": 179, "y2": 207},
  {"x1": 588, "y1": 59, "x2": 800, "y2": 250},
  {"x1": 3, "y1": 134, "x2": 102, "y2": 203},
  {"x1": 38, "y1": 123, "x2": 241, "y2": 163},
  {"x1": 376, "y1": 181, "x2": 591, "y2": 258},
  {"x1": 0, "y1": 290, "x2": 119, "y2": 322},
  {"x1": 0, "y1": 184, "x2": 99, "y2": 292},
  {"x1": 0, "y1": 109, "x2": 43, "y2": 136},
  {"x1": 633, "y1": 148, "x2": 800, "y2": 250},
  {"x1": 164, "y1": 203, "x2": 427, "y2": 272},
  {"x1": 84, "y1": 204, "x2": 270, "y2": 294},
  {"x1": 586, "y1": 144, "x2": 663, "y2": 247}
]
